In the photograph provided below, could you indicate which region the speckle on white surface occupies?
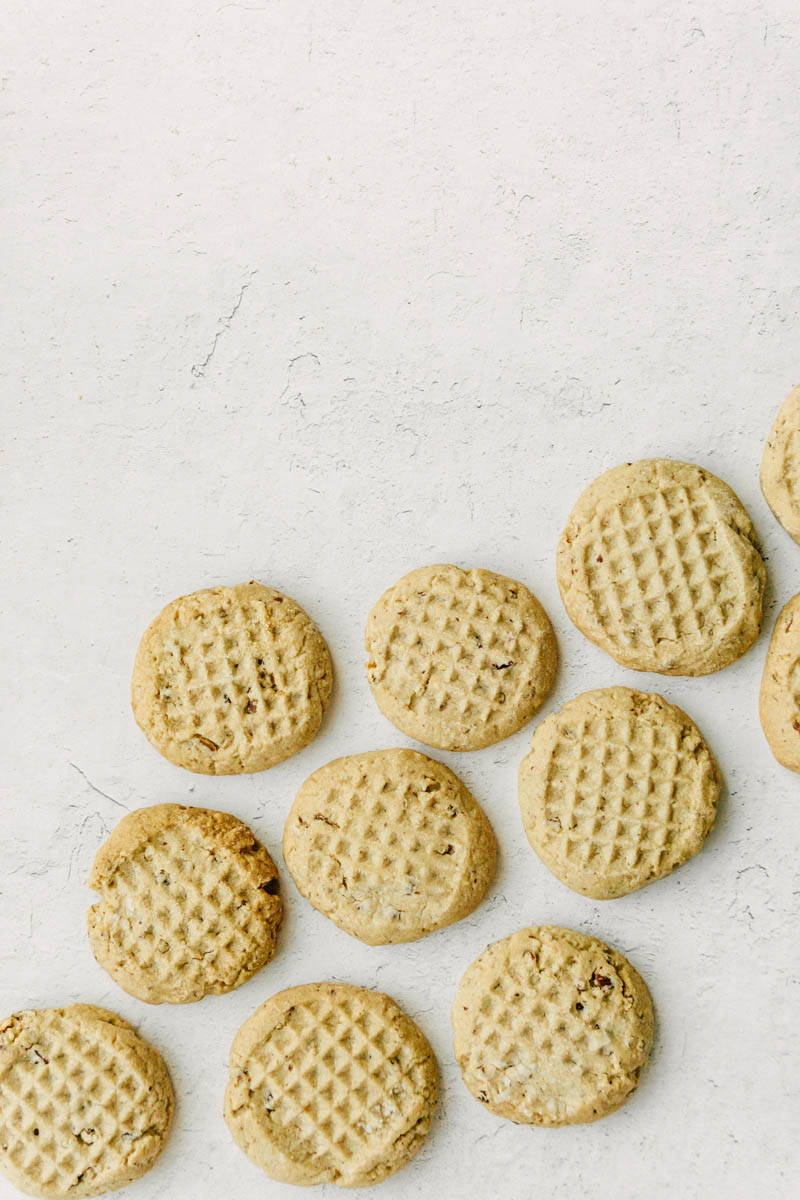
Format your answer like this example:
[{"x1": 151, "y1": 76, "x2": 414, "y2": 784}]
[{"x1": 2, "y1": 2, "x2": 799, "y2": 1198}]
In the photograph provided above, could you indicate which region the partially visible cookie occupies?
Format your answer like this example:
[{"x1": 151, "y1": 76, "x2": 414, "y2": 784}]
[
  {"x1": 761, "y1": 385, "x2": 800, "y2": 543},
  {"x1": 452, "y1": 926, "x2": 653, "y2": 1126},
  {"x1": 557, "y1": 459, "x2": 765, "y2": 675},
  {"x1": 225, "y1": 982, "x2": 439, "y2": 1187},
  {"x1": 88, "y1": 803, "x2": 282, "y2": 1004},
  {"x1": 0, "y1": 1004, "x2": 173, "y2": 1199},
  {"x1": 365, "y1": 564, "x2": 557, "y2": 751},
  {"x1": 132, "y1": 581, "x2": 333, "y2": 774},
  {"x1": 284, "y1": 749, "x2": 496, "y2": 944},
  {"x1": 519, "y1": 687, "x2": 721, "y2": 899},
  {"x1": 759, "y1": 593, "x2": 800, "y2": 772}
]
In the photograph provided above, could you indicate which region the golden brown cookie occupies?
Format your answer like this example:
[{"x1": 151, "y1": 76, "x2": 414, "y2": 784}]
[
  {"x1": 0, "y1": 1004, "x2": 173, "y2": 1199},
  {"x1": 224, "y1": 982, "x2": 439, "y2": 1187},
  {"x1": 132, "y1": 581, "x2": 333, "y2": 773},
  {"x1": 761, "y1": 385, "x2": 800, "y2": 544},
  {"x1": 88, "y1": 804, "x2": 282, "y2": 1004},
  {"x1": 557, "y1": 459, "x2": 764, "y2": 675},
  {"x1": 365, "y1": 564, "x2": 557, "y2": 750},
  {"x1": 284, "y1": 749, "x2": 496, "y2": 944},
  {"x1": 452, "y1": 926, "x2": 653, "y2": 1126},
  {"x1": 759, "y1": 593, "x2": 800, "y2": 772},
  {"x1": 519, "y1": 688, "x2": 721, "y2": 898}
]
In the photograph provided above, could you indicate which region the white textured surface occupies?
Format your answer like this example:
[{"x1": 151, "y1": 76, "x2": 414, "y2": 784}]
[{"x1": 3, "y1": 2, "x2": 800, "y2": 1197}]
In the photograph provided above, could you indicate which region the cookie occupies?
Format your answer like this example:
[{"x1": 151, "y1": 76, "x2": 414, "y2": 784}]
[
  {"x1": 365, "y1": 564, "x2": 557, "y2": 751},
  {"x1": 759, "y1": 593, "x2": 800, "y2": 772},
  {"x1": 518, "y1": 687, "x2": 721, "y2": 899},
  {"x1": 132, "y1": 581, "x2": 333, "y2": 774},
  {"x1": 284, "y1": 749, "x2": 496, "y2": 944},
  {"x1": 557, "y1": 459, "x2": 765, "y2": 675},
  {"x1": 88, "y1": 804, "x2": 283, "y2": 1004},
  {"x1": 224, "y1": 982, "x2": 439, "y2": 1187},
  {"x1": 0, "y1": 1004, "x2": 173, "y2": 1199},
  {"x1": 761, "y1": 385, "x2": 800, "y2": 544},
  {"x1": 452, "y1": 926, "x2": 653, "y2": 1126}
]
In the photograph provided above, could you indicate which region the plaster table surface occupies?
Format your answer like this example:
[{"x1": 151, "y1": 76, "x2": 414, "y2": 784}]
[{"x1": 3, "y1": 2, "x2": 800, "y2": 1198}]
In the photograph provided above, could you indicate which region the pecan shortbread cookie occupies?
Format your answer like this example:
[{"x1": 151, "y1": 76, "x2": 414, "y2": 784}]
[
  {"x1": 365, "y1": 564, "x2": 557, "y2": 750},
  {"x1": 519, "y1": 688, "x2": 721, "y2": 899},
  {"x1": 225, "y1": 982, "x2": 439, "y2": 1187},
  {"x1": 759, "y1": 593, "x2": 800, "y2": 772},
  {"x1": 761, "y1": 385, "x2": 800, "y2": 544},
  {"x1": 284, "y1": 749, "x2": 496, "y2": 944},
  {"x1": 132, "y1": 581, "x2": 333, "y2": 773},
  {"x1": 0, "y1": 1004, "x2": 173, "y2": 1199},
  {"x1": 452, "y1": 926, "x2": 653, "y2": 1126},
  {"x1": 88, "y1": 804, "x2": 282, "y2": 1004},
  {"x1": 557, "y1": 459, "x2": 764, "y2": 675}
]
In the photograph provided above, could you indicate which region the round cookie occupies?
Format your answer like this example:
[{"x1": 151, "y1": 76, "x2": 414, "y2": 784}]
[
  {"x1": 557, "y1": 459, "x2": 765, "y2": 675},
  {"x1": 284, "y1": 749, "x2": 496, "y2": 944},
  {"x1": 761, "y1": 385, "x2": 800, "y2": 544},
  {"x1": 519, "y1": 687, "x2": 721, "y2": 899},
  {"x1": 365, "y1": 564, "x2": 557, "y2": 751},
  {"x1": 452, "y1": 926, "x2": 653, "y2": 1126},
  {"x1": 759, "y1": 593, "x2": 800, "y2": 772},
  {"x1": 0, "y1": 1004, "x2": 173, "y2": 1199},
  {"x1": 132, "y1": 581, "x2": 333, "y2": 774},
  {"x1": 224, "y1": 982, "x2": 439, "y2": 1187},
  {"x1": 88, "y1": 804, "x2": 283, "y2": 1004}
]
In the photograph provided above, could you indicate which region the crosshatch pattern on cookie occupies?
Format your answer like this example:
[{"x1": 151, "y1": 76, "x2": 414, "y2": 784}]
[
  {"x1": 134, "y1": 584, "x2": 331, "y2": 772},
  {"x1": 227, "y1": 985, "x2": 437, "y2": 1185},
  {"x1": 285, "y1": 751, "x2": 493, "y2": 943},
  {"x1": 0, "y1": 1009, "x2": 171, "y2": 1198},
  {"x1": 154, "y1": 593, "x2": 316, "y2": 751},
  {"x1": 366, "y1": 566, "x2": 555, "y2": 748},
  {"x1": 580, "y1": 483, "x2": 739, "y2": 650},
  {"x1": 89, "y1": 822, "x2": 280, "y2": 1002},
  {"x1": 539, "y1": 713, "x2": 713, "y2": 884},
  {"x1": 300, "y1": 773, "x2": 467, "y2": 921},
  {"x1": 371, "y1": 573, "x2": 544, "y2": 716},
  {"x1": 453, "y1": 928, "x2": 652, "y2": 1126}
]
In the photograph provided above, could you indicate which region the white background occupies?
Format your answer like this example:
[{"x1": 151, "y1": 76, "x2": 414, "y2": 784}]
[{"x1": 3, "y1": 2, "x2": 800, "y2": 1197}]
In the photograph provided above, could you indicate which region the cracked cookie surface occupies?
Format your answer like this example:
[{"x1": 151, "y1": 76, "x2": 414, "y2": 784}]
[
  {"x1": 452, "y1": 926, "x2": 653, "y2": 1126},
  {"x1": 557, "y1": 459, "x2": 764, "y2": 675},
  {"x1": 132, "y1": 581, "x2": 333, "y2": 773},
  {"x1": 0, "y1": 1004, "x2": 173, "y2": 1199},
  {"x1": 284, "y1": 749, "x2": 496, "y2": 944},
  {"x1": 519, "y1": 687, "x2": 721, "y2": 899},
  {"x1": 224, "y1": 982, "x2": 439, "y2": 1187},
  {"x1": 87, "y1": 804, "x2": 283, "y2": 1004},
  {"x1": 365, "y1": 564, "x2": 557, "y2": 751}
]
